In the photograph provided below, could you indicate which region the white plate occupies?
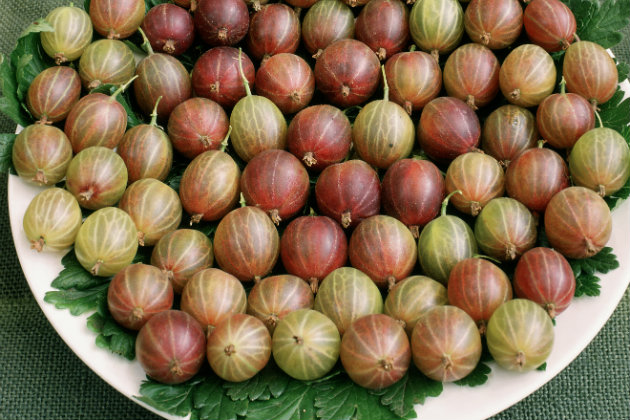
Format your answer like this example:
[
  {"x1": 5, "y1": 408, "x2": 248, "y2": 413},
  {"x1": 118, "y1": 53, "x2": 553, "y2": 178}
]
[{"x1": 8, "y1": 80, "x2": 630, "y2": 420}]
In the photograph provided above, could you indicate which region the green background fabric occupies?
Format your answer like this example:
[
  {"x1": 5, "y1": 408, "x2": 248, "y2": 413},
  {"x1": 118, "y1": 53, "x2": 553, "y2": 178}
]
[{"x1": 0, "y1": 1, "x2": 628, "y2": 419}]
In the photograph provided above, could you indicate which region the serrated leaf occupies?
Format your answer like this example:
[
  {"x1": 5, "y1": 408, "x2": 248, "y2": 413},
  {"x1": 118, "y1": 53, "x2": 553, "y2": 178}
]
[
  {"x1": 537, "y1": 362, "x2": 547, "y2": 371},
  {"x1": 617, "y1": 61, "x2": 630, "y2": 83},
  {"x1": 454, "y1": 361, "x2": 491, "y2": 388},
  {"x1": 0, "y1": 133, "x2": 16, "y2": 174},
  {"x1": 314, "y1": 375, "x2": 405, "y2": 420},
  {"x1": 19, "y1": 19, "x2": 55, "y2": 37},
  {"x1": 568, "y1": 247, "x2": 619, "y2": 277},
  {"x1": 574, "y1": 273, "x2": 602, "y2": 297},
  {"x1": 50, "y1": 249, "x2": 111, "y2": 290},
  {"x1": 224, "y1": 361, "x2": 290, "y2": 401},
  {"x1": 247, "y1": 380, "x2": 318, "y2": 420},
  {"x1": 87, "y1": 312, "x2": 105, "y2": 333},
  {"x1": 89, "y1": 83, "x2": 144, "y2": 128},
  {"x1": 562, "y1": 0, "x2": 630, "y2": 48},
  {"x1": 193, "y1": 377, "x2": 249, "y2": 420},
  {"x1": 12, "y1": 31, "x2": 53, "y2": 102},
  {"x1": 374, "y1": 366, "x2": 443, "y2": 419},
  {"x1": 96, "y1": 317, "x2": 136, "y2": 360},
  {"x1": 0, "y1": 54, "x2": 32, "y2": 127},
  {"x1": 43, "y1": 282, "x2": 110, "y2": 315},
  {"x1": 136, "y1": 377, "x2": 204, "y2": 418}
]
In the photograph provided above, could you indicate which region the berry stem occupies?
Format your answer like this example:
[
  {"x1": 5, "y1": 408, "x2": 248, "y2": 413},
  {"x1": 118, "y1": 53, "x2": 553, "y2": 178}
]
[
  {"x1": 111, "y1": 75, "x2": 138, "y2": 100},
  {"x1": 559, "y1": 77, "x2": 567, "y2": 95},
  {"x1": 150, "y1": 96, "x2": 163, "y2": 126},
  {"x1": 381, "y1": 65, "x2": 389, "y2": 102},
  {"x1": 220, "y1": 126, "x2": 232, "y2": 152},
  {"x1": 594, "y1": 110, "x2": 604, "y2": 128},
  {"x1": 441, "y1": 190, "x2": 462, "y2": 216},
  {"x1": 238, "y1": 48, "x2": 251, "y2": 96},
  {"x1": 137, "y1": 27, "x2": 154, "y2": 56}
]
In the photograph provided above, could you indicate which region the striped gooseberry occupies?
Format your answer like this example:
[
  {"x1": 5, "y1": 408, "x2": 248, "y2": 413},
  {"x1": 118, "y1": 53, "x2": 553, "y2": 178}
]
[
  {"x1": 481, "y1": 105, "x2": 538, "y2": 167},
  {"x1": 513, "y1": 247, "x2": 575, "y2": 318},
  {"x1": 180, "y1": 268, "x2": 247, "y2": 336},
  {"x1": 544, "y1": 186, "x2": 612, "y2": 259},
  {"x1": 12, "y1": 124, "x2": 72, "y2": 186},
  {"x1": 118, "y1": 179, "x2": 183, "y2": 247},
  {"x1": 301, "y1": 0, "x2": 355, "y2": 58},
  {"x1": 246, "y1": 4, "x2": 301, "y2": 62},
  {"x1": 499, "y1": 44, "x2": 556, "y2": 107},
  {"x1": 464, "y1": 0, "x2": 523, "y2": 50},
  {"x1": 486, "y1": 299, "x2": 554, "y2": 372},
  {"x1": 136, "y1": 310, "x2": 206, "y2": 384},
  {"x1": 65, "y1": 146, "x2": 128, "y2": 210},
  {"x1": 411, "y1": 306, "x2": 482, "y2": 382},
  {"x1": 523, "y1": 0, "x2": 576, "y2": 52},
  {"x1": 568, "y1": 127, "x2": 630, "y2": 197},
  {"x1": 341, "y1": 314, "x2": 411, "y2": 389},
  {"x1": 447, "y1": 258, "x2": 512, "y2": 334},
  {"x1": 384, "y1": 276, "x2": 448, "y2": 336},
  {"x1": 355, "y1": 0, "x2": 410, "y2": 61},
  {"x1": 352, "y1": 66, "x2": 415, "y2": 169},
  {"x1": 409, "y1": 0, "x2": 463, "y2": 60},
  {"x1": 26, "y1": 66, "x2": 81, "y2": 125},
  {"x1": 74, "y1": 207, "x2": 138, "y2": 276},
  {"x1": 151, "y1": 229, "x2": 214, "y2": 294},
  {"x1": 22, "y1": 188, "x2": 82, "y2": 252},
  {"x1": 314, "y1": 267, "x2": 384, "y2": 335},
  {"x1": 78, "y1": 39, "x2": 135, "y2": 89},
  {"x1": 418, "y1": 192, "x2": 478, "y2": 284},
  {"x1": 384, "y1": 51, "x2": 442, "y2": 114},
  {"x1": 286, "y1": 105, "x2": 352, "y2": 171},
  {"x1": 349, "y1": 215, "x2": 417, "y2": 289},
  {"x1": 141, "y1": 3, "x2": 195, "y2": 56},
  {"x1": 89, "y1": 0, "x2": 145, "y2": 39},
  {"x1": 272, "y1": 309, "x2": 340, "y2": 380},
  {"x1": 246, "y1": 274, "x2": 314, "y2": 333},
  {"x1": 167, "y1": 97, "x2": 230, "y2": 159},
  {"x1": 474, "y1": 197, "x2": 537, "y2": 262},
  {"x1": 178, "y1": 150, "x2": 240, "y2": 224},
  {"x1": 445, "y1": 151, "x2": 505, "y2": 216},
  {"x1": 315, "y1": 159, "x2": 381, "y2": 228},
  {"x1": 314, "y1": 39, "x2": 381, "y2": 108},
  {"x1": 213, "y1": 206, "x2": 280, "y2": 282},
  {"x1": 206, "y1": 314, "x2": 272, "y2": 382},
  {"x1": 41, "y1": 5, "x2": 93, "y2": 64},
  {"x1": 381, "y1": 158, "x2": 445, "y2": 238},
  {"x1": 194, "y1": 0, "x2": 249, "y2": 47},
  {"x1": 107, "y1": 263, "x2": 174, "y2": 330},
  {"x1": 505, "y1": 142, "x2": 569, "y2": 213},
  {"x1": 241, "y1": 149, "x2": 310, "y2": 225},
  {"x1": 279, "y1": 215, "x2": 348, "y2": 292}
]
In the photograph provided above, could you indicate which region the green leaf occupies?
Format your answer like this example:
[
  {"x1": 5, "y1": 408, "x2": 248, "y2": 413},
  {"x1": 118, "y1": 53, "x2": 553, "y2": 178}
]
[
  {"x1": 573, "y1": 273, "x2": 602, "y2": 297},
  {"x1": 137, "y1": 377, "x2": 204, "y2": 418},
  {"x1": 145, "y1": 0, "x2": 170, "y2": 12},
  {"x1": 537, "y1": 362, "x2": 548, "y2": 371},
  {"x1": 314, "y1": 375, "x2": 405, "y2": 420},
  {"x1": 374, "y1": 366, "x2": 443, "y2": 419},
  {"x1": 164, "y1": 160, "x2": 188, "y2": 193},
  {"x1": 569, "y1": 247, "x2": 619, "y2": 276},
  {"x1": 20, "y1": 19, "x2": 55, "y2": 37},
  {"x1": 568, "y1": 247, "x2": 619, "y2": 297},
  {"x1": 89, "y1": 83, "x2": 144, "y2": 128},
  {"x1": 193, "y1": 377, "x2": 249, "y2": 420},
  {"x1": 43, "y1": 282, "x2": 110, "y2": 315},
  {"x1": 0, "y1": 133, "x2": 16, "y2": 174},
  {"x1": 562, "y1": 0, "x2": 630, "y2": 48},
  {"x1": 0, "y1": 54, "x2": 32, "y2": 127},
  {"x1": 50, "y1": 249, "x2": 111, "y2": 290},
  {"x1": 84, "y1": 0, "x2": 91, "y2": 12},
  {"x1": 454, "y1": 361, "x2": 491, "y2": 388},
  {"x1": 12, "y1": 31, "x2": 54, "y2": 102},
  {"x1": 247, "y1": 380, "x2": 318, "y2": 420},
  {"x1": 94, "y1": 316, "x2": 136, "y2": 360},
  {"x1": 224, "y1": 362, "x2": 291, "y2": 401}
]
